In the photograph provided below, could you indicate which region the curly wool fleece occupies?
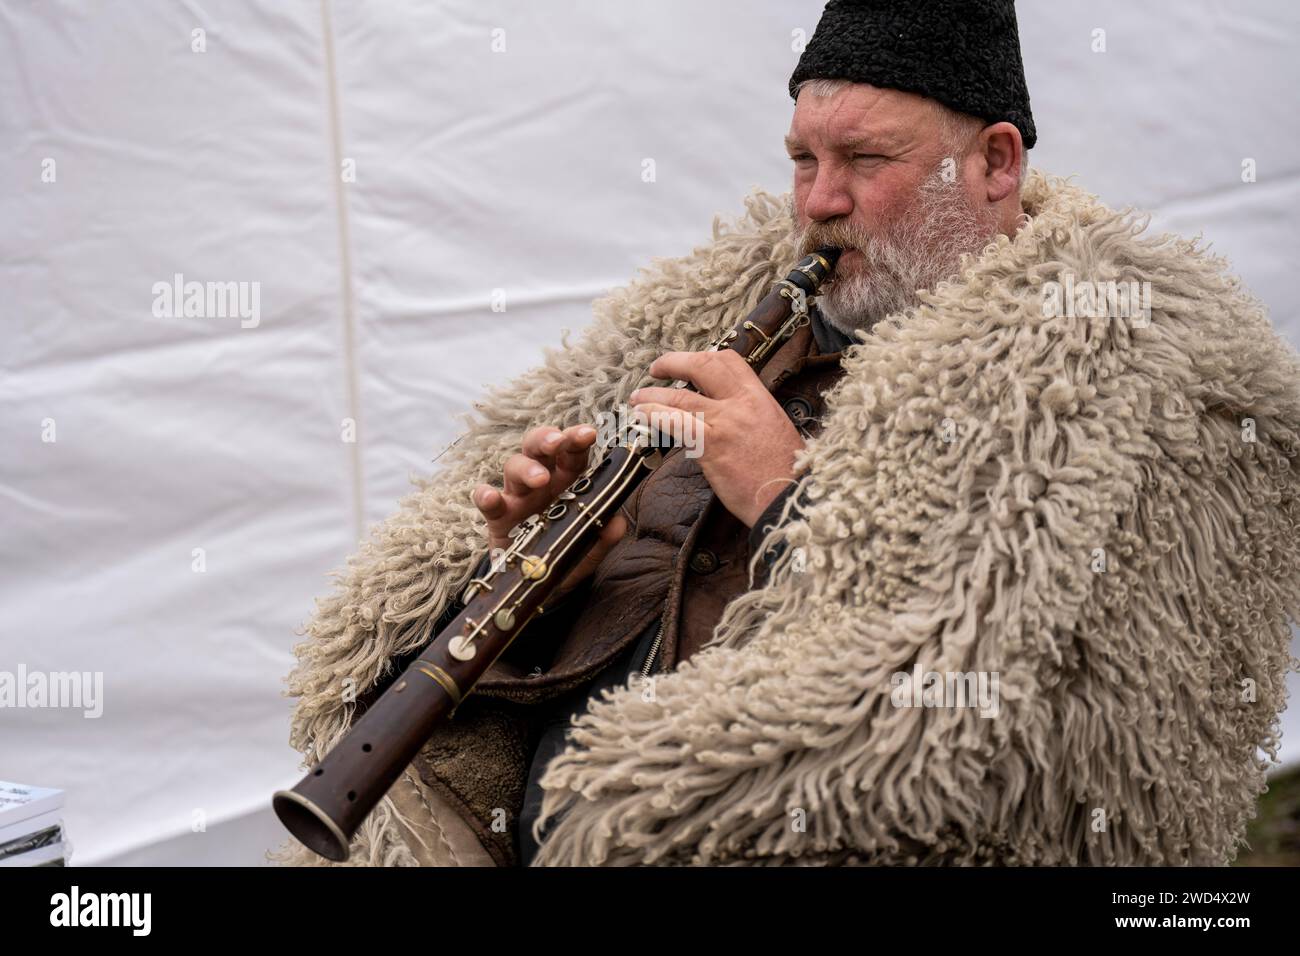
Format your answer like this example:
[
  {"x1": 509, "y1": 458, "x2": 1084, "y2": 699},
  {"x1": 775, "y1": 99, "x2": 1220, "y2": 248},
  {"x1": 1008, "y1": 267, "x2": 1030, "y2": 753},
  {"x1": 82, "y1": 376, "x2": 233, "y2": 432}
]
[{"x1": 276, "y1": 169, "x2": 1300, "y2": 867}]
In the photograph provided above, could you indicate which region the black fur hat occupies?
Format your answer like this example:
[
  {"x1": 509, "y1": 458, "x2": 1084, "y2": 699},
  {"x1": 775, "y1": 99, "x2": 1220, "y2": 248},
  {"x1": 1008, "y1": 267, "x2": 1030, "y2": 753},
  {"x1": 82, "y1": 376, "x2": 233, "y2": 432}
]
[{"x1": 789, "y1": 0, "x2": 1037, "y2": 149}]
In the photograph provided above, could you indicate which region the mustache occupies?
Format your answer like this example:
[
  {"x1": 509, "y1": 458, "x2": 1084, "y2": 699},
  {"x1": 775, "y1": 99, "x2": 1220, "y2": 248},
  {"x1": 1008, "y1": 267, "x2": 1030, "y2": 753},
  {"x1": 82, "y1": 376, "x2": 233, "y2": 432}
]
[{"x1": 795, "y1": 218, "x2": 874, "y2": 259}]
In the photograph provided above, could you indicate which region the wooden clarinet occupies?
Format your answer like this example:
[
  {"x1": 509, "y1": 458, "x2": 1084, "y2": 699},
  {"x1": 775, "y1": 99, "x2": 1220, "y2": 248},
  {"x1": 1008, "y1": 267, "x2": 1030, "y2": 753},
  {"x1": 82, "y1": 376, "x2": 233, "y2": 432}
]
[{"x1": 273, "y1": 245, "x2": 841, "y2": 861}]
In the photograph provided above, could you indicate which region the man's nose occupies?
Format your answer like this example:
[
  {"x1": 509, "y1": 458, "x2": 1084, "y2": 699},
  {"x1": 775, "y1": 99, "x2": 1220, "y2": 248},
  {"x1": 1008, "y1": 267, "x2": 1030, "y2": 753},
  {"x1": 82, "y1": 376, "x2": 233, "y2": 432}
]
[{"x1": 801, "y1": 165, "x2": 854, "y2": 224}]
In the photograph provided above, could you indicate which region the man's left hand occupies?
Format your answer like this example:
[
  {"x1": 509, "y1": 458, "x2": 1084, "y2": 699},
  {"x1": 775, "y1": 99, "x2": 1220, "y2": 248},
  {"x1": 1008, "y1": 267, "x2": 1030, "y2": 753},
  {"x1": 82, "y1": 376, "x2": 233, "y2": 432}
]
[{"x1": 629, "y1": 350, "x2": 803, "y2": 528}]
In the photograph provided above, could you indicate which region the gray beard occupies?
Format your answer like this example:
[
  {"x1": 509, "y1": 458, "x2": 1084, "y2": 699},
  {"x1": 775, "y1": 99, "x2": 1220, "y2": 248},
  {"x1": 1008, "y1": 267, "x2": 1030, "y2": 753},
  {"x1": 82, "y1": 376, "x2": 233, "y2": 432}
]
[{"x1": 797, "y1": 178, "x2": 1001, "y2": 338}]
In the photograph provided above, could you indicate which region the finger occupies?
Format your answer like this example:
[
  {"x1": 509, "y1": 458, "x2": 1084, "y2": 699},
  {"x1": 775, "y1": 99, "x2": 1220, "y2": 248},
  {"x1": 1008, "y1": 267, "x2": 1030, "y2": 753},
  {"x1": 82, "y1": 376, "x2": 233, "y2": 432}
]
[
  {"x1": 553, "y1": 424, "x2": 598, "y2": 476},
  {"x1": 472, "y1": 483, "x2": 508, "y2": 520},
  {"x1": 586, "y1": 513, "x2": 629, "y2": 568},
  {"x1": 473, "y1": 485, "x2": 518, "y2": 548},
  {"x1": 521, "y1": 425, "x2": 566, "y2": 467},
  {"x1": 630, "y1": 404, "x2": 701, "y2": 447},
  {"x1": 599, "y1": 512, "x2": 628, "y2": 546},
  {"x1": 628, "y1": 386, "x2": 716, "y2": 414},
  {"x1": 503, "y1": 452, "x2": 552, "y2": 499},
  {"x1": 558, "y1": 514, "x2": 628, "y2": 595},
  {"x1": 579, "y1": 512, "x2": 627, "y2": 563},
  {"x1": 647, "y1": 349, "x2": 749, "y2": 400}
]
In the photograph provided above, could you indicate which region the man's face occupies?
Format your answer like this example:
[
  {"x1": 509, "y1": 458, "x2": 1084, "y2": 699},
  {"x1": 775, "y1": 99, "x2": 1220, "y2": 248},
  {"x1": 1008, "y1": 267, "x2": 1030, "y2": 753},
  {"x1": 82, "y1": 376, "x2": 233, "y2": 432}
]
[{"x1": 786, "y1": 83, "x2": 999, "y2": 334}]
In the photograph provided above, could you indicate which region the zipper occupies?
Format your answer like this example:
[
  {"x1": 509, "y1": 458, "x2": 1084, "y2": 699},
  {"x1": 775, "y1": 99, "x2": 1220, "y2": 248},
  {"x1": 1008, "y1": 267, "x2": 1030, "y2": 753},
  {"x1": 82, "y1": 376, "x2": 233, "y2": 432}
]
[{"x1": 639, "y1": 617, "x2": 667, "y2": 678}]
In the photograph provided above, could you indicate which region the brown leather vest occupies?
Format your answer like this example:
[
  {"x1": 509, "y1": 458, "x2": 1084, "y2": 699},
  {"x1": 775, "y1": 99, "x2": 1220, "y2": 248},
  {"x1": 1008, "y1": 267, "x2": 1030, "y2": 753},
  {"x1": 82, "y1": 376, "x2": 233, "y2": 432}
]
[{"x1": 412, "y1": 322, "x2": 847, "y2": 864}]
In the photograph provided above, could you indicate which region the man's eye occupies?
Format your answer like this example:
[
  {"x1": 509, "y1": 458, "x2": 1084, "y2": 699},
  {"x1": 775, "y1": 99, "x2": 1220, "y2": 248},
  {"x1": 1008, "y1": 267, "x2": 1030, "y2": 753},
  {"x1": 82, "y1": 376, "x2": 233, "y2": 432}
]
[
  {"x1": 853, "y1": 153, "x2": 884, "y2": 161},
  {"x1": 790, "y1": 154, "x2": 814, "y2": 163}
]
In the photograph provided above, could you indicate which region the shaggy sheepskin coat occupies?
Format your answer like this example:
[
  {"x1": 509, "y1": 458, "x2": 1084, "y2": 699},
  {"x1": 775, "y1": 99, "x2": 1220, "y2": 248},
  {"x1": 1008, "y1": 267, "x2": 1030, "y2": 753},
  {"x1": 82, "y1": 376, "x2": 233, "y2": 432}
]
[{"x1": 275, "y1": 169, "x2": 1300, "y2": 866}]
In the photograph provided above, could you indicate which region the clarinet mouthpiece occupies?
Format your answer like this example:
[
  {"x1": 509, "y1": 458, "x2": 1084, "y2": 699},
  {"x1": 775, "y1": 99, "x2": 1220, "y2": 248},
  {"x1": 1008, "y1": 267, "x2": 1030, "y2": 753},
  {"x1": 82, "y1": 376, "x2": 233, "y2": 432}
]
[
  {"x1": 787, "y1": 246, "x2": 843, "y2": 293},
  {"x1": 814, "y1": 245, "x2": 843, "y2": 269}
]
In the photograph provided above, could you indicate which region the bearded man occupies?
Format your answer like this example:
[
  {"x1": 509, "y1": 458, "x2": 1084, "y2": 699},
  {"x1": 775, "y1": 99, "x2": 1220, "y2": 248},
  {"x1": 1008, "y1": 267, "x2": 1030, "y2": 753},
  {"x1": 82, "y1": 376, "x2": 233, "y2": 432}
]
[{"x1": 275, "y1": 0, "x2": 1300, "y2": 867}]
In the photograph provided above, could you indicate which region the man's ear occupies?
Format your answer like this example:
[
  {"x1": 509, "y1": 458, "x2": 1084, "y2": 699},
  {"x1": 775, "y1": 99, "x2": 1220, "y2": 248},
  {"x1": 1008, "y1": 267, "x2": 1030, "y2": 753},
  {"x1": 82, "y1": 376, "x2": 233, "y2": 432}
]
[{"x1": 978, "y1": 121, "x2": 1023, "y2": 203}]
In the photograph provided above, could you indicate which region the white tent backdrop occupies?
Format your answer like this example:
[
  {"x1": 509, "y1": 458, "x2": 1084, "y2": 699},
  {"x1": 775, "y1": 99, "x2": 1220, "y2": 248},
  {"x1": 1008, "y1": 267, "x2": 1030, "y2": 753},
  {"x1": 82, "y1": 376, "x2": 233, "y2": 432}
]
[{"x1": 2, "y1": 0, "x2": 1297, "y2": 866}]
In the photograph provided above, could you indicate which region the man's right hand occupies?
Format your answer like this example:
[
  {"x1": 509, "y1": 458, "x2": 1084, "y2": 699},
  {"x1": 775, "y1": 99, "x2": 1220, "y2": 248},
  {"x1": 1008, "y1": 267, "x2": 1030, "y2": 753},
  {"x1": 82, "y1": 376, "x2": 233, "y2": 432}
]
[{"x1": 472, "y1": 423, "x2": 629, "y2": 602}]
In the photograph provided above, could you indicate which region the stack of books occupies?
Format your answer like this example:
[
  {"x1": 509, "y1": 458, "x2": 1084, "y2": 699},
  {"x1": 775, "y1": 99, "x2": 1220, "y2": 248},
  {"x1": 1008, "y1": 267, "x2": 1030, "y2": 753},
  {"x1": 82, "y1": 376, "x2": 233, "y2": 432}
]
[{"x1": 0, "y1": 781, "x2": 67, "y2": 867}]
